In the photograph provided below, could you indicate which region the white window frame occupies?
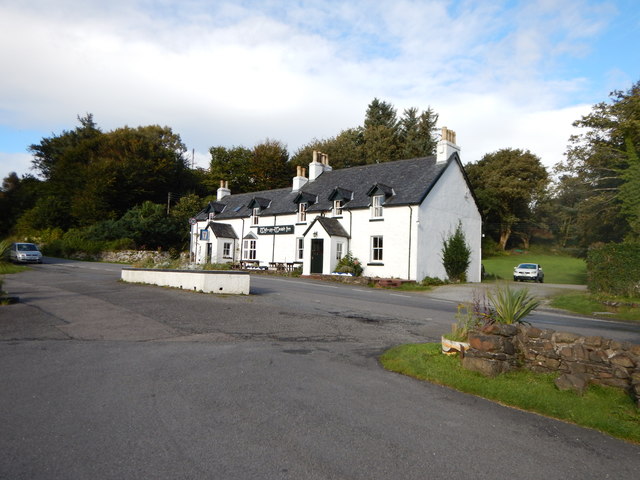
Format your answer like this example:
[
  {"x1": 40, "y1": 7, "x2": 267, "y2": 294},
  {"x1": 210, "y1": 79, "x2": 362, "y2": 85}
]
[
  {"x1": 336, "y1": 242, "x2": 343, "y2": 261},
  {"x1": 251, "y1": 207, "x2": 260, "y2": 225},
  {"x1": 243, "y1": 239, "x2": 257, "y2": 260},
  {"x1": 223, "y1": 242, "x2": 232, "y2": 258},
  {"x1": 371, "y1": 195, "x2": 384, "y2": 218},
  {"x1": 371, "y1": 236, "x2": 383, "y2": 262},
  {"x1": 333, "y1": 200, "x2": 343, "y2": 217},
  {"x1": 298, "y1": 203, "x2": 307, "y2": 223},
  {"x1": 296, "y1": 237, "x2": 304, "y2": 260}
]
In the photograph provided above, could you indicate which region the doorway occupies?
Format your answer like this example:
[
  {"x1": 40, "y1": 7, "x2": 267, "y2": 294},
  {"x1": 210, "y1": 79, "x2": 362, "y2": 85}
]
[{"x1": 310, "y1": 239, "x2": 324, "y2": 274}]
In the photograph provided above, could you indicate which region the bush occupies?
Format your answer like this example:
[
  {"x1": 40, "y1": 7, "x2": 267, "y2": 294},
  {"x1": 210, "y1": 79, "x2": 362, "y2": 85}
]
[
  {"x1": 441, "y1": 222, "x2": 471, "y2": 282},
  {"x1": 421, "y1": 276, "x2": 448, "y2": 286},
  {"x1": 586, "y1": 242, "x2": 640, "y2": 297},
  {"x1": 334, "y1": 252, "x2": 363, "y2": 276}
]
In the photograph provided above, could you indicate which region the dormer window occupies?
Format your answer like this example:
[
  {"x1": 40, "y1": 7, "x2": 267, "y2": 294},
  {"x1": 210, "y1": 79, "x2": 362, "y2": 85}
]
[
  {"x1": 208, "y1": 212, "x2": 215, "y2": 220},
  {"x1": 251, "y1": 207, "x2": 260, "y2": 225},
  {"x1": 371, "y1": 195, "x2": 384, "y2": 218},
  {"x1": 298, "y1": 202, "x2": 307, "y2": 223},
  {"x1": 333, "y1": 200, "x2": 343, "y2": 217}
]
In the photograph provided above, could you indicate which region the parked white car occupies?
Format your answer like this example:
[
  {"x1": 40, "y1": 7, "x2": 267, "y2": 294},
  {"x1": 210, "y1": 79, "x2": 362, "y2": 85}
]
[
  {"x1": 513, "y1": 263, "x2": 543, "y2": 283},
  {"x1": 10, "y1": 242, "x2": 43, "y2": 264}
]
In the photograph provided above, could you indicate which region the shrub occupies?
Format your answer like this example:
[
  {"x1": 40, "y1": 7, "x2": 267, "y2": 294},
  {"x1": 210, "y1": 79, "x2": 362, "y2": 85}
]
[
  {"x1": 441, "y1": 222, "x2": 471, "y2": 282},
  {"x1": 421, "y1": 276, "x2": 448, "y2": 286},
  {"x1": 586, "y1": 242, "x2": 640, "y2": 297},
  {"x1": 334, "y1": 251, "x2": 363, "y2": 276},
  {"x1": 444, "y1": 290, "x2": 496, "y2": 341},
  {"x1": 487, "y1": 284, "x2": 539, "y2": 324}
]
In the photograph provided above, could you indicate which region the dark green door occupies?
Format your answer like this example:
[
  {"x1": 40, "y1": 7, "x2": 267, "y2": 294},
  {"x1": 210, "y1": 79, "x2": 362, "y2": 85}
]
[{"x1": 310, "y1": 239, "x2": 324, "y2": 274}]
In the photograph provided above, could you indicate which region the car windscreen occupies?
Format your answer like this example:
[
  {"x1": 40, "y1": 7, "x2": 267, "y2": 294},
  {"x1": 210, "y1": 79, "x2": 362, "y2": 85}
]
[
  {"x1": 17, "y1": 244, "x2": 38, "y2": 251},
  {"x1": 517, "y1": 264, "x2": 536, "y2": 269}
]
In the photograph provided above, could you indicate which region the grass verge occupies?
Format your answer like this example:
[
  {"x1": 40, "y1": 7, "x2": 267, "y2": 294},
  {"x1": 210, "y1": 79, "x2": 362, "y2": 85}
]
[
  {"x1": 551, "y1": 292, "x2": 640, "y2": 322},
  {"x1": 483, "y1": 254, "x2": 586, "y2": 285},
  {"x1": 380, "y1": 343, "x2": 640, "y2": 443},
  {"x1": 0, "y1": 263, "x2": 29, "y2": 275}
]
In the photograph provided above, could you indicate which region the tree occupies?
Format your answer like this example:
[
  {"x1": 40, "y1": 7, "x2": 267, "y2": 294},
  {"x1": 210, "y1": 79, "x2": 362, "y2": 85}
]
[
  {"x1": 363, "y1": 98, "x2": 398, "y2": 164},
  {"x1": 207, "y1": 146, "x2": 253, "y2": 194},
  {"x1": 0, "y1": 173, "x2": 42, "y2": 236},
  {"x1": 398, "y1": 107, "x2": 439, "y2": 158},
  {"x1": 441, "y1": 222, "x2": 471, "y2": 282},
  {"x1": 26, "y1": 117, "x2": 192, "y2": 230},
  {"x1": 466, "y1": 149, "x2": 549, "y2": 250},
  {"x1": 558, "y1": 80, "x2": 640, "y2": 244},
  {"x1": 249, "y1": 139, "x2": 291, "y2": 191}
]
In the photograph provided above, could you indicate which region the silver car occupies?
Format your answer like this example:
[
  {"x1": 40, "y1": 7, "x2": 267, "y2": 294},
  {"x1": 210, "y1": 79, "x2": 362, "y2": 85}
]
[
  {"x1": 10, "y1": 242, "x2": 43, "y2": 264},
  {"x1": 513, "y1": 263, "x2": 543, "y2": 283}
]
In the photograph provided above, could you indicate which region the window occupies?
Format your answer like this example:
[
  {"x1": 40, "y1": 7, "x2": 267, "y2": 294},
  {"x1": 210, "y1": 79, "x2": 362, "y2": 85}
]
[
  {"x1": 223, "y1": 242, "x2": 231, "y2": 258},
  {"x1": 297, "y1": 237, "x2": 304, "y2": 260},
  {"x1": 371, "y1": 195, "x2": 384, "y2": 218},
  {"x1": 336, "y1": 242, "x2": 343, "y2": 260},
  {"x1": 208, "y1": 212, "x2": 215, "y2": 220},
  {"x1": 298, "y1": 202, "x2": 307, "y2": 223},
  {"x1": 243, "y1": 239, "x2": 256, "y2": 260},
  {"x1": 251, "y1": 207, "x2": 260, "y2": 225},
  {"x1": 371, "y1": 236, "x2": 383, "y2": 262},
  {"x1": 333, "y1": 200, "x2": 343, "y2": 216},
  {"x1": 200, "y1": 229, "x2": 209, "y2": 241}
]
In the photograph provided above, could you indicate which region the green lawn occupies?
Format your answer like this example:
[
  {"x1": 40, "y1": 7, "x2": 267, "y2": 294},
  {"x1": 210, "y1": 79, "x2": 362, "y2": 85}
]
[
  {"x1": 483, "y1": 254, "x2": 587, "y2": 285},
  {"x1": 380, "y1": 343, "x2": 640, "y2": 444}
]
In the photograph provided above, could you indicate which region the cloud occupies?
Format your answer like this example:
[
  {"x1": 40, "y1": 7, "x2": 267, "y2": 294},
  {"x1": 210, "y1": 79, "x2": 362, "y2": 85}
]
[{"x1": 0, "y1": 0, "x2": 629, "y2": 182}]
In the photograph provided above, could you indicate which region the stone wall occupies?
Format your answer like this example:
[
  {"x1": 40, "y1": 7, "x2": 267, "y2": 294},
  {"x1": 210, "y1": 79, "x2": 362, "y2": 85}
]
[
  {"x1": 463, "y1": 324, "x2": 640, "y2": 406},
  {"x1": 68, "y1": 250, "x2": 187, "y2": 264}
]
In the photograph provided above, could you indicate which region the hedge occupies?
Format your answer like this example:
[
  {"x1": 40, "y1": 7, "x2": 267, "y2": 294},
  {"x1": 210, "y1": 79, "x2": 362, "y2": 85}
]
[{"x1": 586, "y1": 242, "x2": 640, "y2": 297}]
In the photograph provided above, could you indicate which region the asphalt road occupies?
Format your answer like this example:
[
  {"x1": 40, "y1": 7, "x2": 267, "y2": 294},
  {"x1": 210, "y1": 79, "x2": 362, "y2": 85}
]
[{"x1": 1, "y1": 259, "x2": 639, "y2": 479}]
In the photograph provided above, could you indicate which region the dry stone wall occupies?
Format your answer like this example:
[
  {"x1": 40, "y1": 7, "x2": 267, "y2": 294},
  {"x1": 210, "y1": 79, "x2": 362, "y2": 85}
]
[{"x1": 463, "y1": 324, "x2": 640, "y2": 406}]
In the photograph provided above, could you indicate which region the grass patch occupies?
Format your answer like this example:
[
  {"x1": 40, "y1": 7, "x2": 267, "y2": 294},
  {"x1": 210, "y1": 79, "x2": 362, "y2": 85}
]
[
  {"x1": 0, "y1": 263, "x2": 29, "y2": 275},
  {"x1": 483, "y1": 254, "x2": 586, "y2": 285},
  {"x1": 551, "y1": 292, "x2": 640, "y2": 322},
  {"x1": 380, "y1": 343, "x2": 640, "y2": 443}
]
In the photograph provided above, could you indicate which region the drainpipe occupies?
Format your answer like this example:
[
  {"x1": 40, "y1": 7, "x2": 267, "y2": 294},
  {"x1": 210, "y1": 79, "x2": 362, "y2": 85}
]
[
  {"x1": 407, "y1": 206, "x2": 413, "y2": 280},
  {"x1": 240, "y1": 218, "x2": 245, "y2": 261},
  {"x1": 347, "y1": 209, "x2": 352, "y2": 254},
  {"x1": 271, "y1": 214, "x2": 277, "y2": 262}
]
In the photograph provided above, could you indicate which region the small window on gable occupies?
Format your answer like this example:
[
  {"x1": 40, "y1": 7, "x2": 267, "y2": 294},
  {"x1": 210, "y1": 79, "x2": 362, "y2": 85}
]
[
  {"x1": 336, "y1": 242, "x2": 343, "y2": 260},
  {"x1": 243, "y1": 239, "x2": 256, "y2": 260},
  {"x1": 371, "y1": 195, "x2": 384, "y2": 218},
  {"x1": 333, "y1": 200, "x2": 343, "y2": 217},
  {"x1": 298, "y1": 203, "x2": 307, "y2": 223},
  {"x1": 223, "y1": 242, "x2": 232, "y2": 258},
  {"x1": 208, "y1": 212, "x2": 215, "y2": 220}
]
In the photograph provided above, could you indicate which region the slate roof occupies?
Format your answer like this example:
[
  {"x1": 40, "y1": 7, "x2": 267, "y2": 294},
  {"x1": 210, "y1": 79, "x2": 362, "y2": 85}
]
[
  {"x1": 195, "y1": 154, "x2": 456, "y2": 220},
  {"x1": 304, "y1": 217, "x2": 350, "y2": 238},
  {"x1": 206, "y1": 222, "x2": 238, "y2": 239}
]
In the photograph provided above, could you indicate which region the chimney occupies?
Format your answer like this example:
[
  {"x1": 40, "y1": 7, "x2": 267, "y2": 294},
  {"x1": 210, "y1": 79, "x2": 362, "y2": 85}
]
[
  {"x1": 292, "y1": 165, "x2": 308, "y2": 192},
  {"x1": 309, "y1": 150, "x2": 332, "y2": 182},
  {"x1": 217, "y1": 180, "x2": 231, "y2": 199},
  {"x1": 436, "y1": 127, "x2": 460, "y2": 163}
]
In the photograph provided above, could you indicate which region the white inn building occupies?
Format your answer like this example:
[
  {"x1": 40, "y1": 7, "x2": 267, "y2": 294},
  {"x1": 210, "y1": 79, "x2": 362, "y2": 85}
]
[{"x1": 190, "y1": 128, "x2": 482, "y2": 282}]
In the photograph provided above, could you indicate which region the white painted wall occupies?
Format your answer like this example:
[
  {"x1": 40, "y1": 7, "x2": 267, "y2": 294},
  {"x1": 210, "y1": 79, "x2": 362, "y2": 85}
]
[
  {"x1": 415, "y1": 162, "x2": 482, "y2": 282},
  {"x1": 121, "y1": 268, "x2": 250, "y2": 294}
]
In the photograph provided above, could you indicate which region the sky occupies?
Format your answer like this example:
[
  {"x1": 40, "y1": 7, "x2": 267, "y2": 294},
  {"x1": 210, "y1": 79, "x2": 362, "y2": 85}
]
[{"x1": 1, "y1": 0, "x2": 639, "y2": 183}]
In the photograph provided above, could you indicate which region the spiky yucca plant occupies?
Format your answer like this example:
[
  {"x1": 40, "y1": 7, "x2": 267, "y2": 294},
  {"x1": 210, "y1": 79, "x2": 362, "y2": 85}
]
[{"x1": 487, "y1": 284, "x2": 539, "y2": 324}]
